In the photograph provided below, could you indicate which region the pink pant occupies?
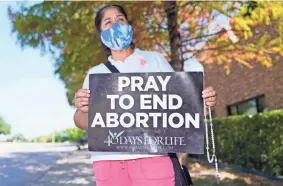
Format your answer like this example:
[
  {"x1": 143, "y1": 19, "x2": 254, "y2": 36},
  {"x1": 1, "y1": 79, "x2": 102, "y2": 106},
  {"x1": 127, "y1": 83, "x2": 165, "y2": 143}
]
[{"x1": 92, "y1": 156, "x2": 175, "y2": 186}]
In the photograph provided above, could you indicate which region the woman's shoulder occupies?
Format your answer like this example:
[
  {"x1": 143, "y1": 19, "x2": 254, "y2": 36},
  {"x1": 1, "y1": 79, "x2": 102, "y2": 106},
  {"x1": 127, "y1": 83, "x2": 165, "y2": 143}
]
[
  {"x1": 184, "y1": 59, "x2": 204, "y2": 72},
  {"x1": 136, "y1": 48, "x2": 162, "y2": 56},
  {"x1": 136, "y1": 48, "x2": 174, "y2": 72},
  {"x1": 82, "y1": 63, "x2": 108, "y2": 89},
  {"x1": 135, "y1": 48, "x2": 167, "y2": 62},
  {"x1": 135, "y1": 48, "x2": 203, "y2": 72},
  {"x1": 87, "y1": 63, "x2": 109, "y2": 75}
]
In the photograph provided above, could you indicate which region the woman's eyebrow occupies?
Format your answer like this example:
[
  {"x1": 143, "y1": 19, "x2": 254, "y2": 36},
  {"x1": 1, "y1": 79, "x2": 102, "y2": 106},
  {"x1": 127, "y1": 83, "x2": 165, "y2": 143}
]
[
  {"x1": 103, "y1": 14, "x2": 124, "y2": 22},
  {"x1": 103, "y1": 17, "x2": 111, "y2": 22},
  {"x1": 116, "y1": 14, "x2": 124, "y2": 18}
]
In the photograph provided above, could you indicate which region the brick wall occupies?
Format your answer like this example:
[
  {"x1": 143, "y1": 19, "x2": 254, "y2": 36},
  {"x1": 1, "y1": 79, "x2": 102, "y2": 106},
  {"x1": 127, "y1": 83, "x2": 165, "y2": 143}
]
[{"x1": 204, "y1": 61, "x2": 283, "y2": 117}]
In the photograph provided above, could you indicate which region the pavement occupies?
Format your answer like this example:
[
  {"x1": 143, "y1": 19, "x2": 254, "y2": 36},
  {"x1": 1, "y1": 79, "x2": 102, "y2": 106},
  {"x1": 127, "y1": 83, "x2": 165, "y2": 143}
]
[{"x1": 0, "y1": 143, "x2": 96, "y2": 186}]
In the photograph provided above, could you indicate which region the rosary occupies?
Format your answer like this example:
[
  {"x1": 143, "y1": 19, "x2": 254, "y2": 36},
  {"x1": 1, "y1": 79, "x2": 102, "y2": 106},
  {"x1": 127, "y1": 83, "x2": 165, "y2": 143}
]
[{"x1": 203, "y1": 99, "x2": 220, "y2": 184}]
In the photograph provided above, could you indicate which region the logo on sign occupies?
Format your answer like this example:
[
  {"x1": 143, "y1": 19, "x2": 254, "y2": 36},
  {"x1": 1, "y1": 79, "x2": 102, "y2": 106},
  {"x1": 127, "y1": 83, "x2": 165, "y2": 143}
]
[{"x1": 104, "y1": 130, "x2": 187, "y2": 147}]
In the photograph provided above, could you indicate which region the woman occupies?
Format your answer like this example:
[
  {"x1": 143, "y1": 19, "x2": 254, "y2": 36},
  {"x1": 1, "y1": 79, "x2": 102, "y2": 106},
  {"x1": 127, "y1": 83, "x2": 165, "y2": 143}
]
[{"x1": 74, "y1": 4, "x2": 217, "y2": 186}]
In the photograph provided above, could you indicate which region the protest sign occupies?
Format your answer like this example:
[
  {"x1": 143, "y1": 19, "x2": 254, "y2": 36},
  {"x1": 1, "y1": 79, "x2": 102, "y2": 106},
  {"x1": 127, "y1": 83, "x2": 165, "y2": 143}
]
[{"x1": 88, "y1": 72, "x2": 204, "y2": 154}]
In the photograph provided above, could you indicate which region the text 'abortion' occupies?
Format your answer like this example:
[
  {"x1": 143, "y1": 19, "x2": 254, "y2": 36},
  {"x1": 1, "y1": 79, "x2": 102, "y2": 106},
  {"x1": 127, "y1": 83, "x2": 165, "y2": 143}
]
[{"x1": 91, "y1": 113, "x2": 200, "y2": 129}]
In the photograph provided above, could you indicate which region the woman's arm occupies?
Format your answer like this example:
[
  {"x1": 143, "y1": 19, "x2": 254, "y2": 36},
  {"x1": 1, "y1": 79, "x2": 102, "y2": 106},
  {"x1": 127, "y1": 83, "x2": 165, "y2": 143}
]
[
  {"x1": 74, "y1": 109, "x2": 88, "y2": 130},
  {"x1": 73, "y1": 88, "x2": 90, "y2": 130}
]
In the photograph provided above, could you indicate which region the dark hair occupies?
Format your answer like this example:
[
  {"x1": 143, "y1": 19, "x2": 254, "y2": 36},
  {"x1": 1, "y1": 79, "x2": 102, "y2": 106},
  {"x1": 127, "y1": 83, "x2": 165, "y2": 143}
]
[{"x1": 95, "y1": 5, "x2": 135, "y2": 57}]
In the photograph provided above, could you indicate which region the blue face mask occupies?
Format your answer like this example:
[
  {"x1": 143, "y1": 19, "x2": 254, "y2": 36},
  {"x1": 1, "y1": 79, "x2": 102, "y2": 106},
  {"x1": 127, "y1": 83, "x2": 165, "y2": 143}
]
[{"x1": 100, "y1": 22, "x2": 133, "y2": 51}]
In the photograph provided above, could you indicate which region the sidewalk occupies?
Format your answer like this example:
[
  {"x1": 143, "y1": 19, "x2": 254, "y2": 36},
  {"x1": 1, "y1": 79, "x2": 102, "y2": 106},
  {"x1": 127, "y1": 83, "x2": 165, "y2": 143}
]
[
  {"x1": 31, "y1": 150, "x2": 96, "y2": 186},
  {"x1": 28, "y1": 149, "x2": 283, "y2": 186}
]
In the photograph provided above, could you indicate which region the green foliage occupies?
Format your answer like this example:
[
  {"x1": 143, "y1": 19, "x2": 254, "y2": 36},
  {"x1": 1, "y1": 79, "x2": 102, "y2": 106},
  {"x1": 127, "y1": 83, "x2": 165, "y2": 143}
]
[
  {"x1": 201, "y1": 109, "x2": 283, "y2": 176},
  {"x1": 7, "y1": 1, "x2": 236, "y2": 104},
  {"x1": 7, "y1": 1, "x2": 164, "y2": 105},
  {"x1": 228, "y1": 1, "x2": 283, "y2": 69},
  {"x1": 7, "y1": 1, "x2": 283, "y2": 103},
  {"x1": 7, "y1": 133, "x2": 28, "y2": 142},
  {"x1": 31, "y1": 126, "x2": 86, "y2": 143},
  {"x1": 30, "y1": 135, "x2": 50, "y2": 143},
  {"x1": 54, "y1": 127, "x2": 86, "y2": 143},
  {"x1": 0, "y1": 116, "x2": 11, "y2": 135}
]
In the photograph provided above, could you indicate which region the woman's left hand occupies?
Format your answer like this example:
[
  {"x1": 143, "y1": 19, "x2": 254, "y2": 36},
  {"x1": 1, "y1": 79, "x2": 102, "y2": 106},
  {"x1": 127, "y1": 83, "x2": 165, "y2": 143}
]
[{"x1": 202, "y1": 86, "x2": 217, "y2": 107}]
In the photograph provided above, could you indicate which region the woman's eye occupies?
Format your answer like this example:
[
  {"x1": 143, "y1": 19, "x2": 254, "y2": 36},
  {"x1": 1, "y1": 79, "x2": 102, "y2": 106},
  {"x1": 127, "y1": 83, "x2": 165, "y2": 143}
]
[{"x1": 118, "y1": 18, "x2": 126, "y2": 23}]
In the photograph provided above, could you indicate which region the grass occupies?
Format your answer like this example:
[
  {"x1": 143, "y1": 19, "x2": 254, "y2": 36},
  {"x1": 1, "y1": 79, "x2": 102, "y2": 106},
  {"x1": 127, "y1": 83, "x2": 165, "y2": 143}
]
[
  {"x1": 194, "y1": 176, "x2": 255, "y2": 186},
  {"x1": 187, "y1": 160, "x2": 282, "y2": 186}
]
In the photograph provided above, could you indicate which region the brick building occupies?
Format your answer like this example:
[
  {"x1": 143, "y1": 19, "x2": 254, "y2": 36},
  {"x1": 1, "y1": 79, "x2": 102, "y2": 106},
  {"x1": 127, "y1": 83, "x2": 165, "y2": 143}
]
[{"x1": 203, "y1": 61, "x2": 283, "y2": 117}]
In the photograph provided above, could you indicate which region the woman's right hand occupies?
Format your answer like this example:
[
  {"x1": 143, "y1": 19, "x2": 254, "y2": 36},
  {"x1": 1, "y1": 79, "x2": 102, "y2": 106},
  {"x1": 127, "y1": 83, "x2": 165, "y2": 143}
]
[{"x1": 75, "y1": 89, "x2": 90, "y2": 113}]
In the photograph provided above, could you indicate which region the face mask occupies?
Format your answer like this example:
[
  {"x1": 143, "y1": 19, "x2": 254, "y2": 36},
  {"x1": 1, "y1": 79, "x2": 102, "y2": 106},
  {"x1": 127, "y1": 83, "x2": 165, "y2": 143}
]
[{"x1": 100, "y1": 22, "x2": 133, "y2": 51}]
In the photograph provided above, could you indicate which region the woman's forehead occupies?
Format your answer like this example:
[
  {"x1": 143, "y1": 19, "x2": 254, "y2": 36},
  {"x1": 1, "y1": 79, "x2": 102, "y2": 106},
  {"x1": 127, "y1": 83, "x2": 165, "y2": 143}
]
[{"x1": 102, "y1": 7, "x2": 123, "y2": 20}]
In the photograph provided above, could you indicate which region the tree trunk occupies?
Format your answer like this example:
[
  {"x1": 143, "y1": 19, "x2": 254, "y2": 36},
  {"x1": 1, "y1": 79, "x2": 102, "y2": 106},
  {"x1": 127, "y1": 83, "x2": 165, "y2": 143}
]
[
  {"x1": 164, "y1": 1, "x2": 184, "y2": 72},
  {"x1": 164, "y1": 1, "x2": 189, "y2": 166}
]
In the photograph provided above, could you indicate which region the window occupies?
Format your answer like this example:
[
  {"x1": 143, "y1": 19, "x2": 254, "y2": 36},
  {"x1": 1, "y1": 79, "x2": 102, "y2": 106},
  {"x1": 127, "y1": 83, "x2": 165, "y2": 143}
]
[{"x1": 227, "y1": 95, "x2": 266, "y2": 116}]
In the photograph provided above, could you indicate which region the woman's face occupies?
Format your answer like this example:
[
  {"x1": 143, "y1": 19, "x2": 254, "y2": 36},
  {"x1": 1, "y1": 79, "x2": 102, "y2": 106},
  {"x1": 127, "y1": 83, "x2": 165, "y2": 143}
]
[{"x1": 100, "y1": 7, "x2": 127, "y2": 32}]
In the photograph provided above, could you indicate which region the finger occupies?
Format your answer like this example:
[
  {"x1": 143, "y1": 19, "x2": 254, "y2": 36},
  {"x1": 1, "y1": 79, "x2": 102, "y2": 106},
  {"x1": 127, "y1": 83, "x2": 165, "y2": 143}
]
[
  {"x1": 76, "y1": 89, "x2": 90, "y2": 95},
  {"x1": 205, "y1": 96, "x2": 216, "y2": 102},
  {"x1": 76, "y1": 91, "x2": 90, "y2": 98},
  {"x1": 75, "y1": 99, "x2": 88, "y2": 109},
  {"x1": 202, "y1": 86, "x2": 213, "y2": 94},
  {"x1": 83, "y1": 89, "x2": 90, "y2": 93},
  {"x1": 78, "y1": 101, "x2": 89, "y2": 108},
  {"x1": 77, "y1": 97, "x2": 89, "y2": 103},
  {"x1": 202, "y1": 90, "x2": 216, "y2": 99},
  {"x1": 80, "y1": 106, "x2": 88, "y2": 113},
  {"x1": 202, "y1": 87, "x2": 213, "y2": 96}
]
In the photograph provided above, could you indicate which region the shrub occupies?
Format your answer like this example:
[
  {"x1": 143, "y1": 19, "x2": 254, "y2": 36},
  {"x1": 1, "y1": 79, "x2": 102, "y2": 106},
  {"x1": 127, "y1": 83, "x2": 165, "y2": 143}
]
[
  {"x1": 197, "y1": 109, "x2": 283, "y2": 176},
  {"x1": 31, "y1": 127, "x2": 86, "y2": 143}
]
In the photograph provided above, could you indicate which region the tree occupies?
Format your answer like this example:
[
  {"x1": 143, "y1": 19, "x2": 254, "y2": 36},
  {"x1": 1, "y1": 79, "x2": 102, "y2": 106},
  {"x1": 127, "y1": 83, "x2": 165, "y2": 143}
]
[
  {"x1": 0, "y1": 116, "x2": 11, "y2": 135},
  {"x1": 7, "y1": 133, "x2": 28, "y2": 142},
  {"x1": 8, "y1": 1, "x2": 164, "y2": 105},
  {"x1": 164, "y1": 1, "x2": 183, "y2": 71},
  {"x1": 30, "y1": 135, "x2": 50, "y2": 143},
  {"x1": 31, "y1": 126, "x2": 86, "y2": 143},
  {"x1": 195, "y1": 1, "x2": 283, "y2": 74},
  {"x1": 8, "y1": 1, "x2": 283, "y2": 100}
]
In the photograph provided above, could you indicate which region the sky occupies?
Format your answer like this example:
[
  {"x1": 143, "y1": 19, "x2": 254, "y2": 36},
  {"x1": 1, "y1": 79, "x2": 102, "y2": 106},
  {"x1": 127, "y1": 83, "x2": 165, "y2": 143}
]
[{"x1": 0, "y1": 2, "x2": 76, "y2": 140}]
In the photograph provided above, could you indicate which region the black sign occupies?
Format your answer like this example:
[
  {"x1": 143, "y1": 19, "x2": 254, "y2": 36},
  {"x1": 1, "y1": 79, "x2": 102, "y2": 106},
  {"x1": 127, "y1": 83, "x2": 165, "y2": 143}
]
[{"x1": 88, "y1": 72, "x2": 204, "y2": 154}]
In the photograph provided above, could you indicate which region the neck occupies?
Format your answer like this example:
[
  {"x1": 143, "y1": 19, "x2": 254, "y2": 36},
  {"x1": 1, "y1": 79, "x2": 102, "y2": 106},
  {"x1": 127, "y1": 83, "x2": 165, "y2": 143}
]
[{"x1": 111, "y1": 47, "x2": 134, "y2": 62}]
